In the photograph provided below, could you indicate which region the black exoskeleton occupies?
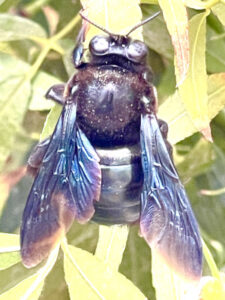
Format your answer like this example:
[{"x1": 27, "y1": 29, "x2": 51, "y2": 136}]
[{"x1": 21, "y1": 21, "x2": 202, "y2": 283}]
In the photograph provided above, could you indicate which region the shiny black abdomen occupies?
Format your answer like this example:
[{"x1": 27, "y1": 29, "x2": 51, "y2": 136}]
[
  {"x1": 71, "y1": 64, "x2": 150, "y2": 224},
  {"x1": 93, "y1": 144, "x2": 143, "y2": 224}
]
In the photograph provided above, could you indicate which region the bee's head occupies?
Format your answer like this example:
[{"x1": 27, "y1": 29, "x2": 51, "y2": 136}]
[
  {"x1": 73, "y1": 11, "x2": 160, "y2": 68},
  {"x1": 89, "y1": 34, "x2": 148, "y2": 64}
]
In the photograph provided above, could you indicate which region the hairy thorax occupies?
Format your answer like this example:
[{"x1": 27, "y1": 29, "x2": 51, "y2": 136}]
[{"x1": 73, "y1": 65, "x2": 150, "y2": 146}]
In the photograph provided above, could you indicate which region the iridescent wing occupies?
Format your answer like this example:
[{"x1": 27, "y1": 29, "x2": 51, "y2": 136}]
[
  {"x1": 140, "y1": 113, "x2": 202, "y2": 280},
  {"x1": 21, "y1": 100, "x2": 101, "y2": 268}
]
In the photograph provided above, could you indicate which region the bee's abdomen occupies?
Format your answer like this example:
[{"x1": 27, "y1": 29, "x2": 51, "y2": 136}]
[{"x1": 92, "y1": 144, "x2": 143, "y2": 224}]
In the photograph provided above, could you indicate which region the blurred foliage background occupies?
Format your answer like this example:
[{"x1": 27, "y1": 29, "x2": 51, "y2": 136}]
[{"x1": 0, "y1": 0, "x2": 225, "y2": 299}]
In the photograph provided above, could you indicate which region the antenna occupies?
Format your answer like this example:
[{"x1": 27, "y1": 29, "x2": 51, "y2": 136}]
[
  {"x1": 126, "y1": 11, "x2": 161, "y2": 36},
  {"x1": 79, "y1": 10, "x2": 161, "y2": 37},
  {"x1": 80, "y1": 10, "x2": 114, "y2": 36}
]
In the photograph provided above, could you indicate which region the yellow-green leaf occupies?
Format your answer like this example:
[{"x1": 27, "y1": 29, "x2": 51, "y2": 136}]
[
  {"x1": 208, "y1": 73, "x2": 225, "y2": 119},
  {"x1": 212, "y1": 3, "x2": 225, "y2": 27},
  {"x1": 0, "y1": 252, "x2": 21, "y2": 270},
  {"x1": 0, "y1": 233, "x2": 19, "y2": 251},
  {"x1": 158, "y1": 73, "x2": 225, "y2": 144},
  {"x1": 178, "y1": 10, "x2": 211, "y2": 140},
  {"x1": 40, "y1": 104, "x2": 62, "y2": 140},
  {"x1": 0, "y1": 13, "x2": 47, "y2": 41},
  {"x1": 0, "y1": 53, "x2": 32, "y2": 171},
  {"x1": 0, "y1": 233, "x2": 20, "y2": 270},
  {"x1": 29, "y1": 72, "x2": 62, "y2": 111},
  {"x1": 0, "y1": 77, "x2": 31, "y2": 170},
  {"x1": 200, "y1": 274, "x2": 225, "y2": 300},
  {"x1": 95, "y1": 225, "x2": 129, "y2": 270},
  {"x1": 184, "y1": 0, "x2": 210, "y2": 9},
  {"x1": 62, "y1": 241, "x2": 147, "y2": 300},
  {"x1": 158, "y1": 0, "x2": 189, "y2": 83},
  {"x1": 0, "y1": 245, "x2": 59, "y2": 300},
  {"x1": 81, "y1": 0, "x2": 143, "y2": 45}
]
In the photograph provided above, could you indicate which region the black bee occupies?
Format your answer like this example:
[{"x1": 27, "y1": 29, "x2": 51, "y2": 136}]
[{"x1": 21, "y1": 12, "x2": 202, "y2": 281}]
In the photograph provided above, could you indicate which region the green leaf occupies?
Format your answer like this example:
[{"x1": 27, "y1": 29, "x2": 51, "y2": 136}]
[
  {"x1": 0, "y1": 53, "x2": 31, "y2": 170},
  {"x1": 187, "y1": 145, "x2": 225, "y2": 254},
  {"x1": 208, "y1": 73, "x2": 225, "y2": 119},
  {"x1": 0, "y1": 0, "x2": 19, "y2": 12},
  {"x1": 0, "y1": 233, "x2": 19, "y2": 250},
  {"x1": 158, "y1": 90, "x2": 194, "y2": 144},
  {"x1": 0, "y1": 13, "x2": 47, "y2": 41},
  {"x1": 59, "y1": 39, "x2": 76, "y2": 77},
  {"x1": 62, "y1": 242, "x2": 147, "y2": 300},
  {"x1": 200, "y1": 273, "x2": 225, "y2": 300},
  {"x1": 0, "y1": 233, "x2": 20, "y2": 271},
  {"x1": 120, "y1": 226, "x2": 154, "y2": 299},
  {"x1": 206, "y1": 25, "x2": 225, "y2": 73},
  {"x1": 158, "y1": 0, "x2": 189, "y2": 83},
  {"x1": 95, "y1": 225, "x2": 129, "y2": 271},
  {"x1": 142, "y1": 6, "x2": 173, "y2": 60},
  {"x1": 0, "y1": 252, "x2": 21, "y2": 271},
  {"x1": 158, "y1": 71, "x2": 225, "y2": 144},
  {"x1": 0, "y1": 52, "x2": 29, "y2": 80},
  {"x1": 178, "y1": 10, "x2": 211, "y2": 139},
  {"x1": 29, "y1": 72, "x2": 62, "y2": 111},
  {"x1": 212, "y1": 3, "x2": 225, "y2": 27},
  {"x1": 177, "y1": 138, "x2": 215, "y2": 182},
  {"x1": 0, "y1": 246, "x2": 59, "y2": 300},
  {"x1": 81, "y1": 0, "x2": 143, "y2": 44},
  {"x1": 40, "y1": 104, "x2": 62, "y2": 140}
]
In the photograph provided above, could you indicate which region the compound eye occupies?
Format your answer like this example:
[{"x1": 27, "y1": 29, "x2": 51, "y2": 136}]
[
  {"x1": 127, "y1": 40, "x2": 148, "y2": 62},
  {"x1": 90, "y1": 36, "x2": 110, "y2": 55}
]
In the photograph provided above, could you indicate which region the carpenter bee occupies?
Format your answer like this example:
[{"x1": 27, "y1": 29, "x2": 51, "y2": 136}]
[{"x1": 21, "y1": 12, "x2": 202, "y2": 281}]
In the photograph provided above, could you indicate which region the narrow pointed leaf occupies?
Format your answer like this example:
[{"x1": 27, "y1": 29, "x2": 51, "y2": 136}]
[
  {"x1": 142, "y1": 5, "x2": 173, "y2": 60},
  {"x1": 63, "y1": 243, "x2": 147, "y2": 300},
  {"x1": 0, "y1": 232, "x2": 20, "y2": 271},
  {"x1": 0, "y1": 245, "x2": 59, "y2": 300},
  {"x1": 177, "y1": 138, "x2": 214, "y2": 182},
  {"x1": 158, "y1": 73, "x2": 225, "y2": 144},
  {"x1": 207, "y1": 73, "x2": 225, "y2": 119},
  {"x1": 95, "y1": 225, "x2": 129, "y2": 270},
  {"x1": 0, "y1": 252, "x2": 21, "y2": 270},
  {"x1": 81, "y1": 0, "x2": 143, "y2": 44},
  {"x1": 0, "y1": 233, "x2": 19, "y2": 251},
  {"x1": 0, "y1": 14, "x2": 47, "y2": 41},
  {"x1": 40, "y1": 104, "x2": 62, "y2": 140},
  {"x1": 178, "y1": 11, "x2": 211, "y2": 140},
  {"x1": 212, "y1": 3, "x2": 225, "y2": 27},
  {"x1": 158, "y1": 0, "x2": 189, "y2": 83},
  {"x1": 200, "y1": 274, "x2": 225, "y2": 300},
  {"x1": 0, "y1": 76, "x2": 31, "y2": 170},
  {"x1": 0, "y1": 53, "x2": 32, "y2": 170}
]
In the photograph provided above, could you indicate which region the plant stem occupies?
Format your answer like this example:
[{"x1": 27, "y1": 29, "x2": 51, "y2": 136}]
[
  {"x1": 201, "y1": 187, "x2": 225, "y2": 196},
  {"x1": 25, "y1": 0, "x2": 52, "y2": 15},
  {"x1": 51, "y1": 14, "x2": 81, "y2": 42},
  {"x1": 25, "y1": 13, "x2": 80, "y2": 83},
  {"x1": 202, "y1": 239, "x2": 222, "y2": 282}
]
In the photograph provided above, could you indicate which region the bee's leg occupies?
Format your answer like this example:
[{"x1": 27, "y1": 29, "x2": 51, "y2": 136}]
[
  {"x1": 27, "y1": 138, "x2": 51, "y2": 177},
  {"x1": 72, "y1": 21, "x2": 88, "y2": 67},
  {"x1": 158, "y1": 119, "x2": 173, "y2": 158},
  {"x1": 45, "y1": 84, "x2": 66, "y2": 105}
]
